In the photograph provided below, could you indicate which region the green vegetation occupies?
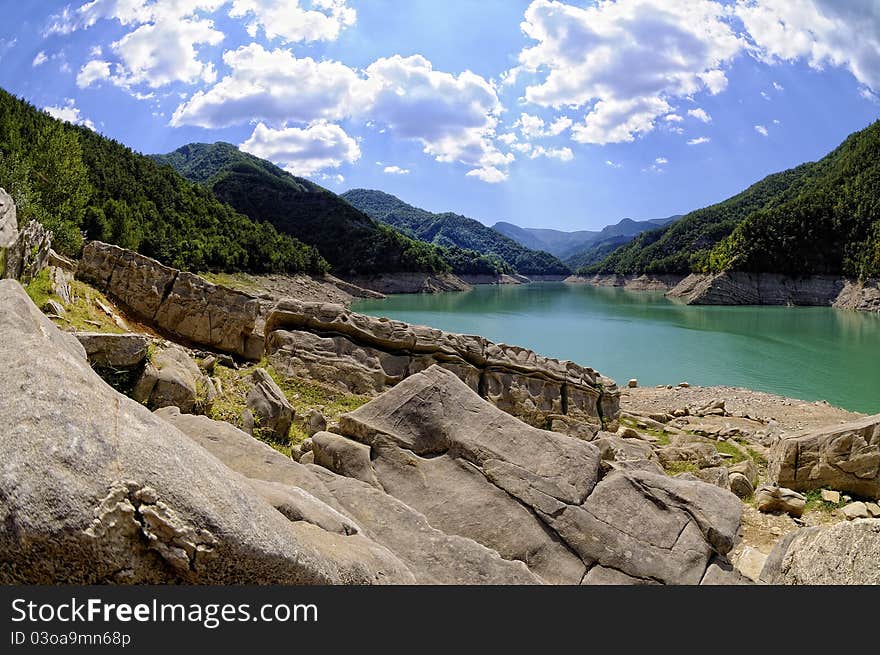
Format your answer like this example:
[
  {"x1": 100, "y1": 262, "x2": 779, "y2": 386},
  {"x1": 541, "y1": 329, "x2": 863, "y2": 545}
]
[
  {"x1": 662, "y1": 461, "x2": 701, "y2": 476},
  {"x1": 152, "y1": 143, "x2": 453, "y2": 277},
  {"x1": 0, "y1": 89, "x2": 327, "y2": 274},
  {"x1": 342, "y1": 188, "x2": 571, "y2": 276},
  {"x1": 26, "y1": 269, "x2": 127, "y2": 333},
  {"x1": 586, "y1": 120, "x2": 880, "y2": 279},
  {"x1": 803, "y1": 489, "x2": 847, "y2": 514},
  {"x1": 24, "y1": 267, "x2": 52, "y2": 308},
  {"x1": 713, "y1": 439, "x2": 746, "y2": 465}
]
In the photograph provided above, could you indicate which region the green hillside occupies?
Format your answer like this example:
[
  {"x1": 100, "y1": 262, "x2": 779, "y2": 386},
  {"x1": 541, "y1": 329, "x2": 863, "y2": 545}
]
[
  {"x1": 588, "y1": 121, "x2": 880, "y2": 279},
  {"x1": 342, "y1": 189, "x2": 571, "y2": 276},
  {"x1": 153, "y1": 143, "x2": 505, "y2": 277},
  {"x1": 0, "y1": 89, "x2": 327, "y2": 274}
]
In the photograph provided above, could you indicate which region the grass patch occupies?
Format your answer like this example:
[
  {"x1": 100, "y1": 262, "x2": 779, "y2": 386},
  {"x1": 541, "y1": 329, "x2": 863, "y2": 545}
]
[
  {"x1": 29, "y1": 271, "x2": 126, "y2": 333},
  {"x1": 714, "y1": 439, "x2": 746, "y2": 465},
  {"x1": 25, "y1": 268, "x2": 52, "y2": 307},
  {"x1": 198, "y1": 271, "x2": 261, "y2": 291},
  {"x1": 662, "y1": 461, "x2": 701, "y2": 476},
  {"x1": 803, "y1": 489, "x2": 847, "y2": 514},
  {"x1": 620, "y1": 415, "x2": 671, "y2": 442}
]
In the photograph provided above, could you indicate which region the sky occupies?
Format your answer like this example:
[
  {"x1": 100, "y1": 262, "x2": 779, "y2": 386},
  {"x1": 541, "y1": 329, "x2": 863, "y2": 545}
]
[{"x1": 0, "y1": 0, "x2": 879, "y2": 231}]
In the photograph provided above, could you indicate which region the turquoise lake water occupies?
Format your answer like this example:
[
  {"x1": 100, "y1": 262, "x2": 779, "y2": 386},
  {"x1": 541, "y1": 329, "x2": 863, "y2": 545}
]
[{"x1": 352, "y1": 282, "x2": 880, "y2": 414}]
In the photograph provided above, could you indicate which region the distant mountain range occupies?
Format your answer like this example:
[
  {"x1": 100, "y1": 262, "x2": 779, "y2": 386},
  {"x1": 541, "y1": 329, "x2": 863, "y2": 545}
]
[
  {"x1": 342, "y1": 189, "x2": 571, "y2": 277},
  {"x1": 494, "y1": 216, "x2": 680, "y2": 268},
  {"x1": 589, "y1": 119, "x2": 880, "y2": 279}
]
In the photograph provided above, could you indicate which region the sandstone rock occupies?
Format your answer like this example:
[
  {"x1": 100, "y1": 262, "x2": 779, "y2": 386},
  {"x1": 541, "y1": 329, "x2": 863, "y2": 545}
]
[
  {"x1": 734, "y1": 546, "x2": 767, "y2": 583},
  {"x1": 303, "y1": 409, "x2": 327, "y2": 437},
  {"x1": 669, "y1": 271, "x2": 849, "y2": 308},
  {"x1": 133, "y1": 345, "x2": 209, "y2": 414},
  {"x1": 729, "y1": 459, "x2": 758, "y2": 487},
  {"x1": 245, "y1": 369, "x2": 294, "y2": 441},
  {"x1": 841, "y1": 502, "x2": 869, "y2": 520},
  {"x1": 336, "y1": 365, "x2": 742, "y2": 585},
  {"x1": 2, "y1": 219, "x2": 51, "y2": 284},
  {"x1": 657, "y1": 441, "x2": 722, "y2": 469},
  {"x1": 755, "y1": 485, "x2": 806, "y2": 518},
  {"x1": 769, "y1": 414, "x2": 880, "y2": 499},
  {"x1": 78, "y1": 242, "x2": 263, "y2": 359},
  {"x1": 616, "y1": 426, "x2": 646, "y2": 440},
  {"x1": 627, "y1": 379, "x2": 638, "y2": 388},
  {"x1": 693, "y1": 466, "x2": 730, "y2": 490},
  {"x1": 300, "y1": 451, "x2": 315, "y2": 465},
  {"x1": 761, "y1": 519, "x2": 880, "y2": 584},
  {"x1": 311, "y1": 431, "x2": 382, "y2": 490},
  {"x1": 48, "y1": 265, "x2": 73, "y2": 304},
  {"x1": 0, "y1": 187, "x2": 17, "y2": 251},
  {"x1": 0, "y1": 281, "x2": 413, "y2": 584},
  {"x1": 866, "y1": 502, "x2": 880, "y2": 518},
  {"x1": 821, "y1": 489, "x2": 841, "y2": 504},
  {"x1": 700, "y1": 556, "x2": 753, "y2": 585},
  {"x1": 729, "y1": 472, "x2": 754, "y2": 499},
  {"x1": 154, "y1": 407, "x2": 540, "y2": 584},
  {"x1": 592, "y1": 434, "x2": 655, "y2": 473},
  {"x1": 75, "y1": 332, "x2": 150, "y2": 369}
]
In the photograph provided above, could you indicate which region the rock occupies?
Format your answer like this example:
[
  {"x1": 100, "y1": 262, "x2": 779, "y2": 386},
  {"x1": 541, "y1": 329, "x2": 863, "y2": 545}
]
[
  {"x1": 201, "y1": 355, "x2": 217, "y2": 374},
  {"x1": 42, "y1": 299, "x2": 66, "y2": 316},
  {"x1": 678, "y1": 382, "x2": 690, "y2": 388},
  {"x1": 728, "y1": 472, "x2": 754, "y2": 499},
  {"x1": 693, "y1": 466, "x2": 730, "y2": 490},
  {"x1": 616, "y1": 426, "x2": 647, "y2": 440},
  {"x1": 265, "y1": 298, "x2": 619, "y2": 432},
  {"x1": 335, "y1": 365, "x2": 742, "y2": 585},
  {"x1": 75, "y1": 332, "x2": 150, "y2": 369},
  {"x1": 841, "y1": 501, "x2": 869, "y2": 520},
  {"x1": 77, "y1": 242, "x2": 264, "y2": 360},
  {"x1": 300, "y1": 438, "x2": 314, "y2": 454},
  {"x1": 154, "y1": 407, "x2": 540, "y2": 584},
  {"x1": 866, "y1": 502, "x2": 880, "y2": 518},
  {"x1": 2, "y1": 219, "x2": 51, "y2": 284},
  {"x1": 303, "y1": 409, "x2": 327, "y2": 437},
  {"x1": 0, "y1": 187, "x2": 18, "y2": 251},
  {"x1": 300, "y1": 451, "x2": 315, "y2": 465},
  {"x1": 132, "y1": 345, "x2": 209, "y2": 414},
  {"x1": 627, "y1": 379, "x2": 638, "y2": 388},
  {"x1": 311, "y1": 432, "x2": 382, "y2": 490},
  {"x1": 700, "y1": 557, "x2": 752, "y2": 585},
  {"x1": 48, "y1": 265, "x2": 74, "y2": 304},
  {"x1": 0, "y1": 280, "x2": 414, "y2": 584},
  {"x1": 734, "y1": 546, "x2": 767, "y2": 583},
  {"x1": 761, "y1": 519, "x2": 880, "y2": 584},
  {"x1": 755, "y1": 485, "x2": 806, "y2": 518},
  {"x1": 729, "y1": 459, "x2": 758, "y2": 487},
  {"x1": 657, "y1": 441, "x2": 722, "y2": 469},
  {"x1": 769, "y1": 414, "x2": 880, "y2": 499},
  {"x1": 244, "y1": 369, "x2": 294, "y2": 441},
  {"x1": 820, "y1": 489, "x2": 841, "y2": 504}
]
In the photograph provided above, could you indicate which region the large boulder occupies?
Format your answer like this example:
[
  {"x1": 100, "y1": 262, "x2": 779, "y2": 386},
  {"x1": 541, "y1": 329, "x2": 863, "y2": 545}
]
[
  {"x1": 2, "y1": 219, "x2": 52, "y2": 284},
  {"x1": 761, "y1": 519, "x2": 880, "y2": 585},
  {"x1": 132, "y1": 345, "x2": 214, "y2": 414},
  {"x1": 0, "y1": 187, "x2": 17, "y2": 251},
  {"x1": 332, "y1": 365, "x2": 742, "y2": 585},
  {"x1": 77, "y1": 242, "x2": 263, "y2": 359},
  {"x1": 755, "y1": 485, "x2": 806, "y2": 518},
  {"x1": 243, "y1": 368, "x2": 294, "y2": 441},
  {"x1": 154, "y1": 407, "x2": 541, "y2": 584},
  {"x1": 75, "y1": 332, "x2": 151, "y2": 369},
  {"x1": 0, "y1": 280, "x2": 413, "y2": 584},
  {"x1": 769, "y1": 414, "x2": 880, "y2": 499}
]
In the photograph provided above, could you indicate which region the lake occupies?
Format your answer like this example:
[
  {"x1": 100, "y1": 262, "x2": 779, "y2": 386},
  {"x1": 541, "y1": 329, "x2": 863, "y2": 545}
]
[{"x1": 352, "y1": 282, "x2": 880, "y2": 414}]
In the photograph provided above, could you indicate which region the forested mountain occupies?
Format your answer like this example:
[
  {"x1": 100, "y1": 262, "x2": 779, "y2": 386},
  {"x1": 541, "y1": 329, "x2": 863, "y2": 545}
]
[
  {"x1": 0, "y1": 89, "x2": 327, "y2": 274},
  {"x1": 492, "y1": 222, "x2": 598, "y2": 257},
  {"x1": 588, "y1": 120, "x2": 880, "y2": 279},
  {"x1": 342, "y1": 189, "x2": 571, "y2": 276}
]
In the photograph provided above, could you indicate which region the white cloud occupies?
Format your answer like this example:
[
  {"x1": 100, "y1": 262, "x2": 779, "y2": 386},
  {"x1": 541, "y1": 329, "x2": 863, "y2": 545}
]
[
  {"x1": 687, "y1": 136, "x2": 711, "y2": 145},
  {"x1": 530, "y1": 146, "x2": 573, "y2": 161},
  {"x1": 773, "y1": 118, "x2": 781, "y2": 124},
  {"x1": 229, "y1": 0, "x2": 356, "y2": 44},
  {"x1": 466, "y1": 167, "x2": 507, "y2": 184},
  {"x1": 736, "y1": 0, "x2": 880, "y2": 92},
  {"x1": 860, "y1": 87, "x2": 880, "y2": 104},
  {"x1": 760, "y1": 91, "x2": 771, "y2": 100},
  {"x1": 754, "y1": 124, "x2": 769, "y2": 136},
  {"x1": 383, "y1": 165, "x2": 410, "y2": 175},
  {"x1": 32, "y1": 51, "x2": 48, "y2": 67},
  {"x1": 664, "y1": 114, "x2": 684, "y2": 122},
  {"x1": 515, "y1": 113, "x2": 547, "y2": 139},
  {"x1": 513, "y1": 0, "x2": 744, "y2": 144},
  {"x1": 773, "y1": 81, "x2": 784, "y2": 91},
  {"x1": 76, "y1": 59, "x2": 112, "y2": 88},
  {"x1": 605, "y1": 160, "x2": 622, "y2": 169},
  {"x1": 655, "y1": 157, "x2": 668, "y2": 165},
  {"x1": 687, "y1": 108, "x2": 712, "y2": 123},
  {"x1": 498, "y1": 132, "x2": 518, "y2": 145},
  {"x1": 171, "y1": 44, "x2": 362, "y2": 127},
  {"x1": 547, "y1": 116, "x2": 573, "y2": 136},
  {"x1": 239, "y1": 121, "x2": 360, "y2": 177},
  {"x1": 43, "y1": 100, "x2": 96, "y2": 130}
]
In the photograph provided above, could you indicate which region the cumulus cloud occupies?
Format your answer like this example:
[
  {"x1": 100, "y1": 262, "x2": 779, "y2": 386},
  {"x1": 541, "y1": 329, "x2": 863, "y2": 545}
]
[
  {"x1": 76, "y1": 59, "x2": 112, "y2": 88},
  {"x1": 530, "y1": 145, "x2": 573, "y2": 161},
  {"x1": 655, "y1": 157, "x2": 668, "y2": 164},
  {"x1": 383, "y1": 165, "x2": 410, "y2": 175},
  {"x1": 32, "y1": 51, "x2": 48, "y2": 67},
  {"x1": 43, "y1": 99, "x2": 95, "y2": 130},
  {"x1": 754, "y1": 124, "x2": 769, "y2": 136},
  {"x1": 687, "y1": 136, "x2": 711, "y2": 145},
  {"x1": 687, "y1": 108, "x2": 712, "y2": 123},
  {"x1": 466, "y1": 167, "x2": 507, "y2": 184},
  {"x1": 513, "y1": 0, "x2": 744, "y2": 144},
  {"x1": 736, "y1": 0, "x2": 880, "y2": 92},
  {"x1": 239, "y1": 121, "x2": 360, "y2": 176},
  {"x1": 229, "y1": 0, "x2": 356, "y2": 43}
]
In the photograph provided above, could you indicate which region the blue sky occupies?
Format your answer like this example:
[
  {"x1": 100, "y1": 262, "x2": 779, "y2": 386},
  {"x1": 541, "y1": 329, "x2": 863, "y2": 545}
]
[{"x1": 0, "y1": 0, "x2": 878, "y2": 231}]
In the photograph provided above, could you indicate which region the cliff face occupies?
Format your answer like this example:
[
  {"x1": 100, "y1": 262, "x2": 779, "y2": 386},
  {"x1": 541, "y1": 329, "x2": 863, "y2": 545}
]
[{"x1": 667, "y1": 272, "x2": 880, "y2": 312}]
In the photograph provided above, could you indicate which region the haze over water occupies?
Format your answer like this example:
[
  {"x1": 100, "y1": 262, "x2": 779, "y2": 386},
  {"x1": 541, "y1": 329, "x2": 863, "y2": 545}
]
[{"x1": 354, "y1": 282, "x2": 880, "y2": 415}]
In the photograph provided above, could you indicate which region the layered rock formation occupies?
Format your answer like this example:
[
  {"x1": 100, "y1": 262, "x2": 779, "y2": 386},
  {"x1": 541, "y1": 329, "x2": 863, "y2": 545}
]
[
  {"x1": 769, "y1": 414, "x2": 880, "y2": 499},
  {"x1": 265, "y1": 299, "x2": 620, "y2": 435},
  {"x1": 77, "y1": 241, "x2": 264, "y2": 359},
  {"x1": 0, "y1": 187, "x2": 51, "y2": 284},
  {"x1": 668, "y1": 272, "x2": 880, "y2": 313}
]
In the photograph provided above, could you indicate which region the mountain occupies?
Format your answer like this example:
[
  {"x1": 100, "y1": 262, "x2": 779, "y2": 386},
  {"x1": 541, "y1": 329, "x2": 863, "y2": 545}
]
[
  {"x1": 0, "y1": 89, "x2": 327, "y2": 274},
  {"x1": 342, "y1": 189, "x2": 571, "y2": 277},
  {"x1": 589, "y1": 120, "x2": 880, "y2": 280},
  {"x1": 495, "y1": 216, "x2": 680, "y2": 262},
  {"x1": 562, "y1": 216, "x2": 682, "y2": 269},
  {"x1": 152, "y1": 142, "x2": 458, "y2": 277}
]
